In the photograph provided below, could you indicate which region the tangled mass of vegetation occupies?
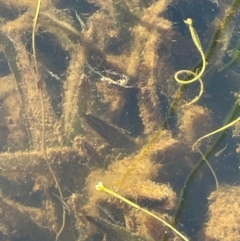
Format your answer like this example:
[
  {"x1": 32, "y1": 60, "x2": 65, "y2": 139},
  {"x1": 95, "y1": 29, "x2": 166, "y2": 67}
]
[{"x1": 0, "y1": 0, "x2": 240, "y2": 240}]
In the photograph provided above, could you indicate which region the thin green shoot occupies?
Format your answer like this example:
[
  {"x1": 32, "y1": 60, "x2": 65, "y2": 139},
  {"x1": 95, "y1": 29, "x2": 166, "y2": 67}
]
[
  {"x1": 32, "y1": 1, "x2": 66, "y2": 240},
  {"x1": 96, "y1": 182, "x2": 189, "y2": 241},
  {"x1": 174, "y1": 18, "x2": 206, "y2": 105},
  {"x1": 192, "y1": 117, "x2": 240, "y2": 190}
]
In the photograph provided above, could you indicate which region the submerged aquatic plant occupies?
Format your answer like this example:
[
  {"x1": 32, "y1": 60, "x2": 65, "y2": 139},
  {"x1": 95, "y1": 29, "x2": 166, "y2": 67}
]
[
  {"x1": 95, "y1": 181, "x2": 189, "y2": 241},
  {"x1": 0, "y1": 0, "x2": 240, "y2": 241},
  {"x1": 174, "y1": 18, "x2": 206, "y2": 106}
]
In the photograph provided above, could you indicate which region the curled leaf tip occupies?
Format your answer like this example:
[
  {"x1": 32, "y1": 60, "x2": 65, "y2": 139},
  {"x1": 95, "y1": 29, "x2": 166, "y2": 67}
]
[{"x1": 95, "y1": 182, "x2": 104, "y2": 191}]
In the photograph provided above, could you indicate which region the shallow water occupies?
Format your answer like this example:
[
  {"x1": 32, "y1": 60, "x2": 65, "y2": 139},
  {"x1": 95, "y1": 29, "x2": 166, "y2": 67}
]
[{"x1": 0, "y1": 0, "x2": 240, "y2": 241}]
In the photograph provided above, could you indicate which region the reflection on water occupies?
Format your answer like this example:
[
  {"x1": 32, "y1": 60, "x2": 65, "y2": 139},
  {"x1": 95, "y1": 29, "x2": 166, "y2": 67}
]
[{"x1": 0, "y1": 0, "x2": 240, "y2": 240}]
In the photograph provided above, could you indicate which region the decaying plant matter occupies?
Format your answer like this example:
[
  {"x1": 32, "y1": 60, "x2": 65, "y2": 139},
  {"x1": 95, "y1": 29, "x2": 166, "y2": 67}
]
[
  {"x1": 0, "y1": 0, "x2": 240, "y2": 241},
  {"x1": 0, "y1": 1, "x2": 183, "y2": 240}
]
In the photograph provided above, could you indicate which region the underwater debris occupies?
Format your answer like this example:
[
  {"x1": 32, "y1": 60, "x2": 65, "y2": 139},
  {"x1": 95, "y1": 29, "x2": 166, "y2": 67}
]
[
  {"x1": 75, "y1": 11, "x2": 87, "y2": 31},
  {"x1": 178, "y1": 105, "x2": 212, "y2": 146},
  {"x1": 95, "y1": 182, "x2": 189, "y2": 241},
  {"x1": 0, "y1": 0, "x2": 240, "y2": 240},
  {"x1": 84, "y1": 113, "x2": 134, "y2": 148},
  {"x1": 86, "y1": 215, "x2": 152, "y2": 241},
  {"x1": 209, "y1": 0, "x2": 219, "y2": 7},
  {"x1": 204, "y1": 185, "x2": 240, "y2": 241},
  {"x1": 0, "y1": 196, "x2": 55, "y2": 241},
  {"x1": 85, "y1": 130, "x2": 177, "y2": 211},
  {"x1": 86, "y1": 62, "x2": 133, "y2": 88},
  {"x1": 0, "y1": 0, "x2": 178, "y2": 239},
  {"x1": 84, "y1": 129, "x2": 182, "y2": 241}
]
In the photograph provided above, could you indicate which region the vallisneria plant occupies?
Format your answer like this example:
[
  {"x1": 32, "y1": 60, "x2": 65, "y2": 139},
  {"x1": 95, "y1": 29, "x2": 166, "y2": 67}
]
[
  {"x1": 174, "y1": 18, "x2": 206, "y2": 106},
  {"x1": 95, "y1": 182, "x2": 189, "y2": 241}
]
